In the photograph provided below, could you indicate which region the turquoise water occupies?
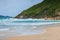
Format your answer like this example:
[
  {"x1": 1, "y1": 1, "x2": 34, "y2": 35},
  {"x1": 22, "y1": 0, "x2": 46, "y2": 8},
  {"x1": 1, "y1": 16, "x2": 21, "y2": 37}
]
[
  {"x1": 0, "y1": 18, "x2": 60, "y2": 40},
  {"x1": 0, "y1": 18, "x2": 60, "y2": 31}
]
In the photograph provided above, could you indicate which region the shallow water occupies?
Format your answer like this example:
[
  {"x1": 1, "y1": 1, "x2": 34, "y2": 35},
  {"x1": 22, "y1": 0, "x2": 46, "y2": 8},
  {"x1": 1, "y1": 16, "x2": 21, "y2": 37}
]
[{"x1": 0, "y1": 18, "x2": 60, "y2": 40}]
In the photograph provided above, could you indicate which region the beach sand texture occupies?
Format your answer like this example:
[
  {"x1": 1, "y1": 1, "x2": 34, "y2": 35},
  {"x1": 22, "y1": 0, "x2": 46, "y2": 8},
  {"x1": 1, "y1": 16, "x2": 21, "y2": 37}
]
[{"x1": 5, "y1": 24, "x2": 60, "y2": 40}]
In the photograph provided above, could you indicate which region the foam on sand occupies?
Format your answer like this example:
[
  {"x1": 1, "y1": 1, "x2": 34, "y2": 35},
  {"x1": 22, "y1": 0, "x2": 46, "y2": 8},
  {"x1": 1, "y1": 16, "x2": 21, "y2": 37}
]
[{"x1": 0, "y1": 28, "x2": 9, "y2": 31}]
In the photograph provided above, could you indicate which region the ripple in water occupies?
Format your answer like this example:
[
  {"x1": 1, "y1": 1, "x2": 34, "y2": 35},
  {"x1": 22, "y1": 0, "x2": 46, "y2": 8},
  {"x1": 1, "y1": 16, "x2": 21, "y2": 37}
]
[{"x1": 0, "y1": 18, "x2": 60, "y2": 39}]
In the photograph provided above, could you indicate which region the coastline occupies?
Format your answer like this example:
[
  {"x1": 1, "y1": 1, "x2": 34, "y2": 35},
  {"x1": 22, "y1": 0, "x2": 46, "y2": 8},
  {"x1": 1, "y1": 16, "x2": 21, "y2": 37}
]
[{"x1": 5, "y1": 23, "x2": 60, "y2": 40}]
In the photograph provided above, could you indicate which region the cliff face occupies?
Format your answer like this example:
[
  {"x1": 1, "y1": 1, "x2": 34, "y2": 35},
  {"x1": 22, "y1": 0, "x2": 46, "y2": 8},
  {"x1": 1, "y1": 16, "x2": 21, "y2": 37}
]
[{"x1": 15, "y1": 0, "x2": 60, "y2": 19}]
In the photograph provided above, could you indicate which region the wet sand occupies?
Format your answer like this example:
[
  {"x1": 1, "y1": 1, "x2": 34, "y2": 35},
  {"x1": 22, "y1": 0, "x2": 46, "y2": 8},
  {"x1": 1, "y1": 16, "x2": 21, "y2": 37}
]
[{"x1": 5, "y1": 23, "x2": 60, "y2": 40}]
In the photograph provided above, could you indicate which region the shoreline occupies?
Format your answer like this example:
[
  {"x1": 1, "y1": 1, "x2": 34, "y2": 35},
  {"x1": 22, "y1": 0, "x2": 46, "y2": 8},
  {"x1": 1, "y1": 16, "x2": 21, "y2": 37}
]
[{"x1": 5, "y1": 23, "x2": 60, "y2": 40}]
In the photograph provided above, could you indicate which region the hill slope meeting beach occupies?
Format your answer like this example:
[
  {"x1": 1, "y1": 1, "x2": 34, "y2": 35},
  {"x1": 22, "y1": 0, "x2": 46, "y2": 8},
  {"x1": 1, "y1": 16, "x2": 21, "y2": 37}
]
[
  {"x1": 0, "y1": 0, "x2": 60, "y2": 40},
  {"x1": 15, "y1": 0, "x2": 60, "y2": 20}
]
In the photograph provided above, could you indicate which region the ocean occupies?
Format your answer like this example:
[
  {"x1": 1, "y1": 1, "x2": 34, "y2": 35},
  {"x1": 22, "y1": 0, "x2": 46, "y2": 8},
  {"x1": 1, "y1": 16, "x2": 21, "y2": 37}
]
[{"x1": 0, "y1": 18, "x2": 60, "y2": 40}]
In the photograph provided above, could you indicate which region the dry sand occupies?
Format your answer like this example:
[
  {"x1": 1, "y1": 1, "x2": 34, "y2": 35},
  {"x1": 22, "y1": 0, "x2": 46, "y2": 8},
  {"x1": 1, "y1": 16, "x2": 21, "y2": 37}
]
[{"x1": 5, "y1": 24, "x2": 60, "y2": 40}]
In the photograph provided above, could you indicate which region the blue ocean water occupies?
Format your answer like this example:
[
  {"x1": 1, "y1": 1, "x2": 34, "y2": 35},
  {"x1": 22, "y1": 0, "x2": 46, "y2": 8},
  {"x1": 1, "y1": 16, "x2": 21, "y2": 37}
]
[
  {"x1": 0, "y1": 18, "x2": 60, "y2": 30},
  {"x1": 0, "y1": 18, "x2": 60, "y2": 39}
]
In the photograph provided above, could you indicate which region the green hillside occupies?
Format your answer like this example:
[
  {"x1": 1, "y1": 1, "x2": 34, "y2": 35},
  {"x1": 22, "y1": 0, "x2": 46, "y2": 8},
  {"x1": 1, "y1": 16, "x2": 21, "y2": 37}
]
[{"x1": 15, "y1": 0, "x2": 60, "y2": 19}]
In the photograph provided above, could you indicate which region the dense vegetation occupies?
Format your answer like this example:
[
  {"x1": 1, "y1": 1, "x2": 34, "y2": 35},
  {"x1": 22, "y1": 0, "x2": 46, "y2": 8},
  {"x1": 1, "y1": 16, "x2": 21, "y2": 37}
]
[{"x1": 15, "y1": 0, "x2": 60, "y2": 19}]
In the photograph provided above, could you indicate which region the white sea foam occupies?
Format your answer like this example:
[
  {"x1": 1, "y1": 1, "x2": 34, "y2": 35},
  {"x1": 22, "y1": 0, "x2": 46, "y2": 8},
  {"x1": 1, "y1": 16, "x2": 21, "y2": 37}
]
[
  {"x1": 19, "y1": 29, "x2": 46, "y2": 36},
  {"x1": 0, "y1": 28, "x2": 9, "y2": 31},
  {"x1": 0, "y1": 18, "x2": 60, "y2": 39},
  {"x1": 0, "y1": 19, "x2": 60, "y2": 25}
]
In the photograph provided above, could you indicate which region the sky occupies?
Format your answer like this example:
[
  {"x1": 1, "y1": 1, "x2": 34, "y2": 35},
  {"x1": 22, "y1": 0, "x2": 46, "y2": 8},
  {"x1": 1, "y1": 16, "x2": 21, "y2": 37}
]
[{"x1": 0, "y1": 0, "x2": 43, "y2": 17}]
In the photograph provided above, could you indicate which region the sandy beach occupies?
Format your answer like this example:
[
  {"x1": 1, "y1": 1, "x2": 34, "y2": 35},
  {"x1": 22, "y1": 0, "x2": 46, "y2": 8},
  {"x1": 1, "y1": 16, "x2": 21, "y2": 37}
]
[{"x1": 5, "y1": 23, "x2": 60, "y2": 40}]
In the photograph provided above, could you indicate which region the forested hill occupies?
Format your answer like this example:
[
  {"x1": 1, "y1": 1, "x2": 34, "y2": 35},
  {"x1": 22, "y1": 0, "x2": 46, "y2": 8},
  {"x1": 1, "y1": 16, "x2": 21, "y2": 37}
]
[
  {"x1": 0, "y1": 15, "x2": 12, "y2": 19},
  {"x1": 15, "y1": 0, "x2": 60, "y2": 19}
]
